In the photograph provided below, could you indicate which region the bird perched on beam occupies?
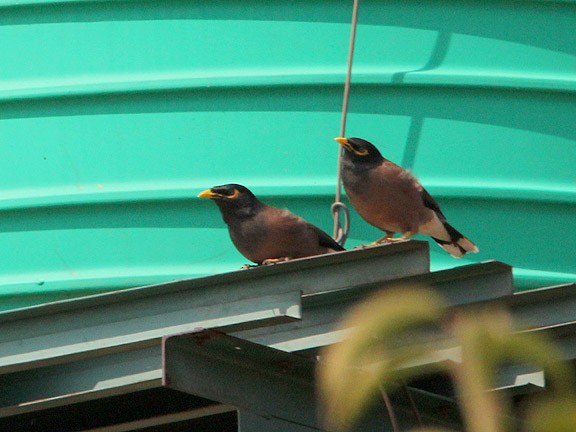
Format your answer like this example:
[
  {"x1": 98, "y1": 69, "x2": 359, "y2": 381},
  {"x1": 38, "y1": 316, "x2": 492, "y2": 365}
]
[
  {"x1": 198, "y1": 184, "x2": 345, "y2": 265},
  {"x1": 335, "y1": 137, "x2": 478, "y2": 258}
]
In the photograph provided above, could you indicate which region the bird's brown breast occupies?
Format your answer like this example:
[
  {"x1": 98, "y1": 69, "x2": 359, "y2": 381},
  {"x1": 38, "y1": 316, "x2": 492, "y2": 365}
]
[
  {"x1": 228, "y1": 207, "x2": 332, "y2": 263},
  {"x1": 343, "y1": 162, "x2": 434, "y2": 233}
]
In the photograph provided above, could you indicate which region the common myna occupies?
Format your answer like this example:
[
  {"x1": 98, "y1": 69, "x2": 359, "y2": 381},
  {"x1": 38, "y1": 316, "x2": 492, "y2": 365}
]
[
  {"x1": 198, "y1": 184, "x2": 345, "y2": 265},
  {"x1": 335, "y1": 137, "x2": 478, "y2": 258}
]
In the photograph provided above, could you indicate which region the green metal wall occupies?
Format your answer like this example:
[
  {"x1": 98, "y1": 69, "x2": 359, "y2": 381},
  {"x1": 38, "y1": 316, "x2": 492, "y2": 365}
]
[{"x1": 0, "y1": 0, "x2": 574, "y2": 310}]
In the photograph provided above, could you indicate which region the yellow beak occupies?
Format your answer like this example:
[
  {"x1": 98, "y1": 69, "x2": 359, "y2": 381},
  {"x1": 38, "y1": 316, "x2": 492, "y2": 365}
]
[
  {"x1": 197, "y1": 189, "x2": 218, "y2": 199},
  {"x1": 334, "y1": 137, "x2": 348, "y2": 146}
]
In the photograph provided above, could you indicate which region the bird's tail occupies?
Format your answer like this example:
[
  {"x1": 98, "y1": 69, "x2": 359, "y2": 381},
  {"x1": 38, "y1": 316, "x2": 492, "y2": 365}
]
[{"x1": 432, "y1": 221, "x2": 479, "y2": 259}]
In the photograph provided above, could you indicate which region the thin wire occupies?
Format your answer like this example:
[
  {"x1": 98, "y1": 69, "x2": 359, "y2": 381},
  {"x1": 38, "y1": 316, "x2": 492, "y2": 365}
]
[
  {"x1": 380, "y1": 385, "x2": 402, "y2": 432},
  {"x1": 402, "y1": 381, "x2": 424, "y2": 427},
  {"x1": 332, "y1": 0, "x2": 360, "y2": 246}
]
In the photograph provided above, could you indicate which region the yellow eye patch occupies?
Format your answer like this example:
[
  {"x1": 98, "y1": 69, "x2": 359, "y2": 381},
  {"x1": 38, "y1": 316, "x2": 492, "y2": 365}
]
[{"x1": 227, "y1": 189, "x2": 240, "y2": 199}]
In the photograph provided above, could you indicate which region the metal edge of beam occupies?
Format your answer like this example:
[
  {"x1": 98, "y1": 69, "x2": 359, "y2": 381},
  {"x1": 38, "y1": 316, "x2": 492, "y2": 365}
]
[
  {"x1": 507, "y1": 283, "x2": 576, "y2": 329},
  {"x1": 528, "y1": 321, "x2": 576, "y2": 338},
  {"x1": 524, "y1": 321, "x2": 576, "y2": 360},
  {"x1": 76, "y1": 404, "x2": 237, "y2": 432},
  {"x1": 0, "y1": 347, "x2": 164, "y2": 411},
  {"x1": 495, "y1": 382, "x2": 545, "y2": 398},
  {"x1": 510, "y1": 283, "x2": 576, "y2": 305},
  {"x1": 304, "y1": 260, "x2": 513, "y2": 308},
  {"x1": 433, "y1": 282, "x2": 576, "y2": 332},
  {"x1": 0, "y1": 287, "x2": 302, "y2": 375},
  {"x1": 0, "y1": 296, "x2": 302, "y2": 414},
  {"x1": 495, "y1": 370, "x2": 546, "y2": 392},
  {"x1": 0, "y1": 379, "x2": 162, "y2": 419}
]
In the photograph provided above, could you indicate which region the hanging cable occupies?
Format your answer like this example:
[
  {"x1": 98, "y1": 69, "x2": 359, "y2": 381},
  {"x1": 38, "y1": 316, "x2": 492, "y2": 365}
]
[
  {"x1": 380, "y1": 385, "x2": 402, "y2": 432},
  {"x1": 332, "y1": 0, "x2": 359, "y2": 246}
]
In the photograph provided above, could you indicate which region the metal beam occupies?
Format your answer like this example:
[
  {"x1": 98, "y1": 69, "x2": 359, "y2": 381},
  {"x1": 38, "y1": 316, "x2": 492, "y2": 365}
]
[
  {"x1": 532, "y1": 321, "x2": 576, "y2": 360},
  {"x1": 162, "y1": 330, "x2": 320, "y2": 429},
  {"x1": 306, "y1": 260, "x2": 513, "y2": 308},
  {"x1": 235, "y1": 261, "x2": 513, "y2": 352},
  {"x1": 0, "y1": 289, "x2": 301, "y2": 375},
  {"x1": 162, "y1": 330, "x2": 463, "y2": 432},
  {"x1": 0, "y1": 243, "x2": 572, "y2": 428},
  {"x1": 0, "y1": 241, "x2": 428, "y2": 375},
  {"x1": 0, "y1": 346, "x2": 162, "y2": 412},
  {"x1": 236, "y1": 273, "x2": 574, "y2": 359},
  {"x1": 1, "y1": 262, "x2": 572, "y2": 419},
  {"x1": 507, "y1": 283, "x2": 576, "y2": 328},
  {"x1": 0, "y1": 291, "x2": 299, "y2": 415}
]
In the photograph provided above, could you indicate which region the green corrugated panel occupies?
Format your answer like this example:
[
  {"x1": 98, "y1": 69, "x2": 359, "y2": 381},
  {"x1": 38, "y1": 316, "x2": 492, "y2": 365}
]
[{"x1": 0, "y1": 0, "x2": 574, "y2": 309}]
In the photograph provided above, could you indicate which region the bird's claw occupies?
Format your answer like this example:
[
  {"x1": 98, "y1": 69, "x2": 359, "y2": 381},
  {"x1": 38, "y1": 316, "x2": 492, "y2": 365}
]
[
  {"x1": 240, "y1": 263, "x2": 258, "y2": 270},
  {"x1": 383, "y1": 237, "x2": 409, "y2": 243},
  {"x1": 353, "y1": 244, "x2": 372, "y2": 250},
  {"x1": 353, "y1": 235, "x2": 413, "y2": 249},
  {"x1": 262, "y1": 257, "x2": 292, "y2": 265},
  {"x1": 353, "y1": 239, "x2": 393, "y2": 249}
]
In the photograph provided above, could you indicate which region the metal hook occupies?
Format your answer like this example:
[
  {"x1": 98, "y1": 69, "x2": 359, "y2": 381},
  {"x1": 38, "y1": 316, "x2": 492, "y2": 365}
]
[{"x1": 331, "y1": 201, "x2": 350, "y2": 246}]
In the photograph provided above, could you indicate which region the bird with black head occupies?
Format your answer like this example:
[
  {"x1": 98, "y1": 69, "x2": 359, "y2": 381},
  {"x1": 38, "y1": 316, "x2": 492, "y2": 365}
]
[
  {"x1": 335, "y1": 137, "x2": 478, "y2": 258},
  {"x1": 198, "y1": 184, "x2": 345, "y2": 265}
]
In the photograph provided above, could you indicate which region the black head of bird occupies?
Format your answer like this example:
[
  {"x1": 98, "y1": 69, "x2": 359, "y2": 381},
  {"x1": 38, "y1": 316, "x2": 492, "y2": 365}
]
[
  {"x1": 197, "y1": 184, "x2": 264, "y2": 223},
  {"x1": 335, "y1": 137, "x2": 384, "y2": 166}
]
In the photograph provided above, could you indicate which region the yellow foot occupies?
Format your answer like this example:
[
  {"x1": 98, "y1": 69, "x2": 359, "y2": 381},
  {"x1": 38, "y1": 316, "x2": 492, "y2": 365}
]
[
  {"x1": 384, "y1": 231, "x2": 414, "y2": 243},
  {"x1": 384, "y1": 237, "x2": 410, "y2": 243},
  {"x1": 353, "y1": 242, "x2": 380, "y2": 250},
  {"x1": 262, "y1": 257, "x2": 292, "y2": 265},
  {"x1": 353, "y1": 239, "x2": 392, "y2": 250},
  {"x1": 354, "y1": 232, "x2": 413, "y2": 248}
]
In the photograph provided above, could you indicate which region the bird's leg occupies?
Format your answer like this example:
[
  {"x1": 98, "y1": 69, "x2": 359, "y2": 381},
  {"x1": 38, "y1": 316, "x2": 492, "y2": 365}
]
[
  {"x1": 372, "y1": 232, "x2": 396, "y2": 245},
  {"x1": 262, "y1": 257, "x2": 293, "y2": 265},
  {"x1": 354, "y1": 232, "x2": 395, "y2": 249},
  {"x1": 384, "y1": 231, "x2": 414, "y2": 243}
]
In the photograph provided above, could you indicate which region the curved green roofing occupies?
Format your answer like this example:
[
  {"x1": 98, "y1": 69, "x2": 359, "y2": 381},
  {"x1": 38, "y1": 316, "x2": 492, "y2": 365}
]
[{"x1": 0, "y1": 0, "x2": 574, "y2": 309}]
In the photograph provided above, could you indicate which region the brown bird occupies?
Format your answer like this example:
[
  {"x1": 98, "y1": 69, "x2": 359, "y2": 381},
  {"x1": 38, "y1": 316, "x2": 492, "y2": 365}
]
[
  {"x1": 335, "y1": 137, "x2": 478, "y2": 258},
  {"x1": 198, "y1": 184, "x2": 345, "y2": 265}
]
